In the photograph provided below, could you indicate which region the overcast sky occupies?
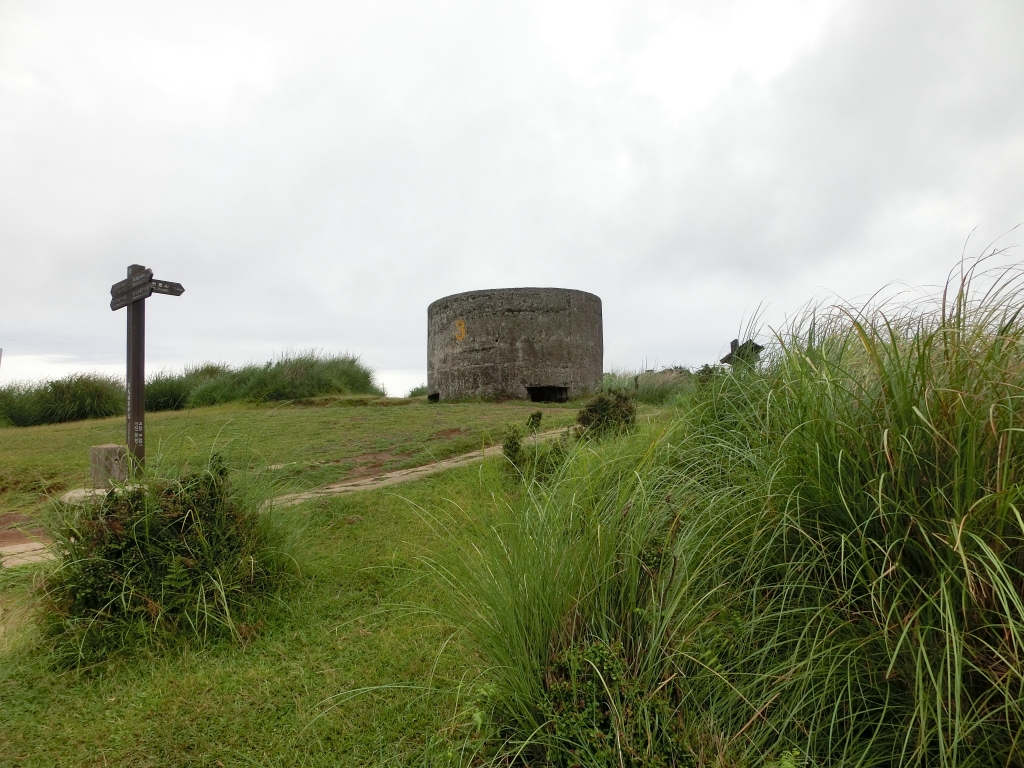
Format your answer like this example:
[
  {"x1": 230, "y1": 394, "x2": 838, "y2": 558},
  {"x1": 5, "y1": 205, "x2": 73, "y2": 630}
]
[{"x1": 1, "y1": 0, "x2": 1022, "y2": 395}]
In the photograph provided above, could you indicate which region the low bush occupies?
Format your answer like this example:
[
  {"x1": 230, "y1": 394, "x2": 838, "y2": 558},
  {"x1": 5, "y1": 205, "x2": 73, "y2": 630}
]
[
  {"x1": 438, "y1": 259, "x2": 1024, "y2": 767},
  {"x1": 406, "y1": 384, "x2": 429, "y2": 398},
  {"x1": 501, "y1": 422, "x2": 526, "y2": 469},
  {"x1": 692, "y1": 362, "x2": 724, "y2": 387},
  {"x1": 576, "y1": 391, "x2": 636, "y2": 437},
  {"x1": 42, "y1": 456, "x2": 291, "y2": 666}
]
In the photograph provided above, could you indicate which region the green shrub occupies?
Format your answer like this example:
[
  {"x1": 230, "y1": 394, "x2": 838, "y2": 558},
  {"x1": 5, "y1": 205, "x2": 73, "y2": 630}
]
[
  {"x1": 502, "y1": 422, "x2": 524, "y2": 468},
  {"x1": 541, "y1": 639, "x2": 689, "y2": 767},
  {"x1": 526, "y1": 410, "x2": 542, "y2": 432},
  {"x1": 692, "y1": 362, "x2": 723, "y2": 387},
  {"x1": 42, "y1": 457, "x2": 290, "y2": 666},
  {"x1": 576, "y1": 391, "x2": 636, "y2": 437},
  {"x1": 437, "y1": 260, "x2": 1024, "y2": 767},
  {"x1": 406, "y1": 384, "x2": 429, "y2": 398}
]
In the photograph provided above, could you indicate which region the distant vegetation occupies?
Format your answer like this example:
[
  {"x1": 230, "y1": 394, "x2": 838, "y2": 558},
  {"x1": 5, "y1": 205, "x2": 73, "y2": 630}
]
[
  {"x1": 436, "y1": 261, "x2": 1024, "y2": 766},
  {"x1": 406, "y1": 383, "x2": 429, "y2": 398},
  {"x1": 0, "y1": 374, "x2": 124, "y2": 427},
  {"x1": 179, "y1": 352, "x2": 382, "y2": 407},
  {"x1": 0, "y1": 352, "x2": 382, "y2": 427},
  {"x1": 599, "y1": 367, "x2": 694, "y2": 404}
]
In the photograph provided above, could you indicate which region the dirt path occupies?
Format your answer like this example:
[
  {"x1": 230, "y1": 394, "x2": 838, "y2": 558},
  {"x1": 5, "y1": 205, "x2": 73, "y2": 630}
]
[
  {"x1": 271, "y1": 427, "x2": 562, "y2": 507},
  {"x1": 1, "y1": 428, "x2": 565, "y2": 568}
]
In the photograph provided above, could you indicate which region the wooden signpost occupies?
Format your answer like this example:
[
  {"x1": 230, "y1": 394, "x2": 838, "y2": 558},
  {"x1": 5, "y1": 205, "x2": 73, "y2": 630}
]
[
  {"x1": 719, "y1": 338, "x2": 764, "y2": 366},
  {"x1": 110, "y1": 264, "x2": 184, "y2": 468}
]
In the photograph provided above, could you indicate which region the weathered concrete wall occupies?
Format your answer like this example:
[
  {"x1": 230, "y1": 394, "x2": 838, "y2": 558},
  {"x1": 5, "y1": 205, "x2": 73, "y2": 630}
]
[{"x1": 427, "y1": 288, "x2": 603, "y2": 401}]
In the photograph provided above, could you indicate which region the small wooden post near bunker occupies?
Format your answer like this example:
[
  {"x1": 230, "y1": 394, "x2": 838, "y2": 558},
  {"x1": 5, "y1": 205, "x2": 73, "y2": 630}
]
[{"x1": 108, "y1": 264, "x2": 184, "y2": 469}]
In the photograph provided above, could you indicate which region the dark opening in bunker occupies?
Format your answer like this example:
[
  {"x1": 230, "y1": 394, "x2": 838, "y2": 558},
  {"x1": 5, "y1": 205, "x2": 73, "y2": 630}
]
[
  {"x1": 427, "y1": 392, "x2": 440, "y2": 402},
  {"x1": 527, "y1": 386, "x2": 568, "y2": 403}
]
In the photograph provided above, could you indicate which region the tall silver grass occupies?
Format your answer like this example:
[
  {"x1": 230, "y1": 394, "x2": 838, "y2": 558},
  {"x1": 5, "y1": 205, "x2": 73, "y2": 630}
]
[{"x1": 431, "y1": 258, "x2": 1024, "y2": 767}]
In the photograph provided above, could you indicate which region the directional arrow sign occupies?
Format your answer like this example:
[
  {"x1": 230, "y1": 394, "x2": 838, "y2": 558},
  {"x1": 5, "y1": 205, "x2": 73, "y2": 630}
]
[
  {"x1": 110, "y1": 283, "x2": 154, "y2": 311},
  {"x1": 110, "y1": 268, "x2": 153, "y2": 297},
  {"x1": 151, "y1": 280, "x2": 184, "y2": 297}
]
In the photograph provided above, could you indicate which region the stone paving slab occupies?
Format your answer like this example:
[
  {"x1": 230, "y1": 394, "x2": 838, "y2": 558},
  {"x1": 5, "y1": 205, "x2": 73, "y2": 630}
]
[{"x1": 1, "y1": 541, "x2": 53, "y2": 568}]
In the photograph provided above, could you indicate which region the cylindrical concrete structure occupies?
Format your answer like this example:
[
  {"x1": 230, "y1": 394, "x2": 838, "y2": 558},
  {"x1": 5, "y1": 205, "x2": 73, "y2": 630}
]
[{"x1": 427, "y1": 287, "x2": 603, "y2": 401}]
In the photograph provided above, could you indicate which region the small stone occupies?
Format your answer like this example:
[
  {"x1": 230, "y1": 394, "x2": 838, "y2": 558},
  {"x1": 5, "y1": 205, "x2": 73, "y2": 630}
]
[{"x1": 61, "y1": 488, "x2": 109, "y2": 505}]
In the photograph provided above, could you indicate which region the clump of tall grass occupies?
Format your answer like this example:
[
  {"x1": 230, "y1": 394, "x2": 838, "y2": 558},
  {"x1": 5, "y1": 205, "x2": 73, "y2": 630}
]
[
  {"x1": 187, "y1": 351, "x2": 382, "y2": 406},
  {"x1": 433, "y1": 259, "x2": 1024, "y2": 766},
  {"x1": 501, "y1": 412, "x2": 571, "y2": 484},
  {"x1": 0, "y1": 374, "x2": 124, "y2": 427},
  {"x1": 42, "y1": 456, "x2": 292, "y2": 667},
  {"x1": 145, "y1": 363, "x2": 229, "y2": 411}
]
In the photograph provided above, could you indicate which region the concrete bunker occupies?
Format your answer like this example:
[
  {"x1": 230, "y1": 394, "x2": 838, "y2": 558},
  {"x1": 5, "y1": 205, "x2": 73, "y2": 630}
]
[{"x1": 427, "y1": 287, "x2": 603, "y2": 401}]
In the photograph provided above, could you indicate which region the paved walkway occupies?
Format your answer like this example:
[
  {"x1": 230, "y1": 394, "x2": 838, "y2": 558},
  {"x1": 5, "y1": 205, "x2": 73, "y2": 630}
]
[{"x1": 1, "y1": 429, "x2": 565, "y2": 568}]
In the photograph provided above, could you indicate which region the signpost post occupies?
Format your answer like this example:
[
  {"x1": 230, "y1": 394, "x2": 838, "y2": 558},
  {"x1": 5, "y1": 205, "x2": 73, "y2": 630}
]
[{"x1": 110, "y1": 264, "x2": 184, "y2": 469}]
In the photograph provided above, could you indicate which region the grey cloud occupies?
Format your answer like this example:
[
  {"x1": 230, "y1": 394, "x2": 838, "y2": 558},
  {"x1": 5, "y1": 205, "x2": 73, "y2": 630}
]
[{"x1": 1, "y1": 1, "x2": 1022, "y2": 378}]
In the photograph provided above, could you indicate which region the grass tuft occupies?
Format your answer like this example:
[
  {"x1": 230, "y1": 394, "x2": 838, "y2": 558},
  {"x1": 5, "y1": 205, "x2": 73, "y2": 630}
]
[
  {"x1": 145, "y1": 363, "x2": 229, "y2": 411},
  {"x1": 41, "y1": 455, "x2": 292, "y2": 667},
  {"x1": 576, "y1": 391, "x2": 636, "y2": 437}
]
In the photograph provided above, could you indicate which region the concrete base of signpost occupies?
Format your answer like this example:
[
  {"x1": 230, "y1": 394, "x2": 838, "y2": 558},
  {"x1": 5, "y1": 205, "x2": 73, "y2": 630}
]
[{"x1": 90, "y1": 444, "x2": 127, "y2": 487}]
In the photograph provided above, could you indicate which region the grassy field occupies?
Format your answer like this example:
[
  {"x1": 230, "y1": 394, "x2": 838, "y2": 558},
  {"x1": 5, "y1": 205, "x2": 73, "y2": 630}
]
[
  {"x1": 0, "y1": 396, "x2": 576, "y2": 518},
  {"x1": 0, "y1": 396, "x2": 581, "y2": 766},
  {"x1": 1, "y1": 467, "x2": 487, "y2": 766}
]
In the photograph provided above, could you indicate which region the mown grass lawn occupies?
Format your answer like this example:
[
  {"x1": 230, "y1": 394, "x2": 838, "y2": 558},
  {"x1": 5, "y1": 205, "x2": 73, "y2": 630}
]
[{"x1": 0, "y1": 396, "x2": 577, "y2": 515}]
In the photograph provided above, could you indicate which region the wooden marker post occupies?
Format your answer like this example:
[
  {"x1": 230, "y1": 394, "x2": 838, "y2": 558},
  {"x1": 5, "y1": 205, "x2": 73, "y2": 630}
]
[{"x1": 109, "y1": 264, "x2": 184, "y2": 469}]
